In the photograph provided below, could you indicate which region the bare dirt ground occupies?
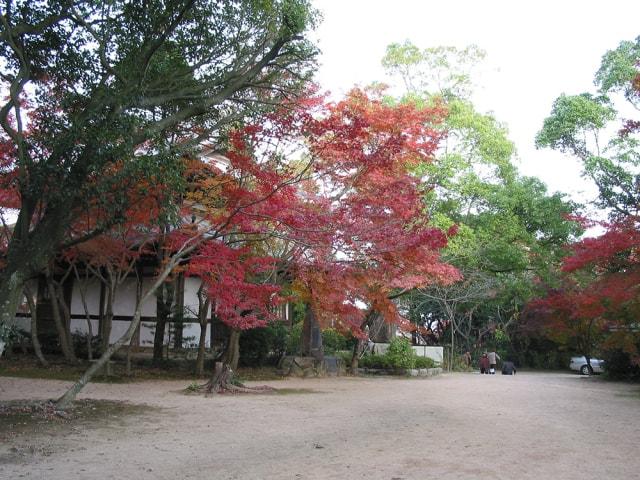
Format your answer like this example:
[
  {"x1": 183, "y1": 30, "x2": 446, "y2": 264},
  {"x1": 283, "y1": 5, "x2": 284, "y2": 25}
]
[{"x1": 1, "y1": 371, "x2": 639, "y2": 480}]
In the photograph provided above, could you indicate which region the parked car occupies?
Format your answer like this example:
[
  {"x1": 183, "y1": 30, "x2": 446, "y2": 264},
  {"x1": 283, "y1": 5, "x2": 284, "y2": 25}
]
[{"x1": 569, "y1": 356, "x2": 605, "y2": 375}]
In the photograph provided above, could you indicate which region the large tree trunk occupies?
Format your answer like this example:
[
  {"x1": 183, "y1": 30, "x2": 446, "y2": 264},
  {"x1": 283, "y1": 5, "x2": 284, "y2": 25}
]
[
  {"x1": 74, "y1": 268, "x2": 95, "y2": 361},
  {"x1": 350, "y1": 310, "x2": 377, "y2": 371},
  {"x1": 126, "y1": 271, "x2": 143, "y2": 377},
  {"x1": 46, "y1": 274, "x2": 77, "y2": 363},
  {"x1": 0, "y1": 270, "x2": 26, "y2": 327},
  {"x1": 0, "y1": 202, "x2": 73, "y2": 326},
  {"x1": 173, "y1": 274, "x2": 185, "y2": 350},
  {"x1": 153, "y1": 280, "x2": 175, "y2": 364},
  {"x1": 221, "y1": 328, "x2": 241, "y2": 371},
  {"x1": 202, "y1": 361, "x2": 274, "y2": 395},
  {"x1": 100, "y1": 273, "x2": 117, "y2": 353},
  {"x1": 301, "y1": 303, "x2": 323, "y2": 360},
  {"x1": 23, "y1": 283, "x2": 48, "y2": 367},
  {"x1": 194, "y1": 283, "x2": 211, "y2": 377},
  {"x1": 195, "y1": 323, "x2": 209, "y2": 376}
]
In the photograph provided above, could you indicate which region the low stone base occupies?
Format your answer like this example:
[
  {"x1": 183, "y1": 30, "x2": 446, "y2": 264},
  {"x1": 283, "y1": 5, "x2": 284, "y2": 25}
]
[
  {"x1": 354, "y1": 367, "x2": 443, "y2": 377},
  {"x1": 278, "y1": 355, "x2": 345, "y2": 377}
]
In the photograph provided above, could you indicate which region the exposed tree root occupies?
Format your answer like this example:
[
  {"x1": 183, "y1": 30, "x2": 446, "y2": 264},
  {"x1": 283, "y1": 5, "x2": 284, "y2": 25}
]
[{"x1": 192, "y1": 362, "x2": 276, "y2": 396}]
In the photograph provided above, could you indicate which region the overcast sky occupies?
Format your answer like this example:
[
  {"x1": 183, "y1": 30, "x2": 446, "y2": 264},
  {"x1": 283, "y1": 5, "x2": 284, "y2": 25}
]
[{"x1": 310, "y1": 0, "x2": 640, "y2": 210}]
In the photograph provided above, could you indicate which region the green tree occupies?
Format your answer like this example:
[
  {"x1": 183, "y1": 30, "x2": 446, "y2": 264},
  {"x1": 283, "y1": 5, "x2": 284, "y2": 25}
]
[
  {"x1": 536, "y1": 36, "x2": 640, "y2": 218},
  {"x1": 0, "y1": 0, "x2": 318, "y2": 324},
  {"x1": 382, "y1": 41, "x2": 580, "y2": 356}
]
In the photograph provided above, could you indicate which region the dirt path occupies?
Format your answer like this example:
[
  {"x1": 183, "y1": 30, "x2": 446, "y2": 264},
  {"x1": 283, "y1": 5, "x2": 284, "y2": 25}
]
[{"x1": 1, "y1": 372, "x2": 639, "y2": 479}]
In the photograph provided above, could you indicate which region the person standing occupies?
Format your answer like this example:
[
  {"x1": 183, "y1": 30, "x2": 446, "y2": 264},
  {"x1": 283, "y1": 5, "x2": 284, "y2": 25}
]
[
  {"x1": 487, "y1": 350, "x2": 500, "y2": 374},
  {"x1": 479, "y1": 353, "x2": 490, "y2": 374},
  {"x1": 462, "y1": 351, "x2": 472, "y2": 368}
]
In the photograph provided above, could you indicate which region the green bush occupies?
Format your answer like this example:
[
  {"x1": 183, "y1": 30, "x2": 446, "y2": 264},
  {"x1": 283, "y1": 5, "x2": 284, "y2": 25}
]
[
  {"x1": 358, "y1": 338, "x2": 437, "y2": 370},
  {"x1": 239, "y1": 322, "x2": 289, "y2": 367},
  {"x1": 322, "y1": 328, "x2": 349, "y2": 354},
  {"x1": 602, "y1": 348, "x2": 640, "y2": 380},
  {"x1": 282, "y1": 323, "x2": 351, "y2": 356},
  {"x1": 71, "y1": 331, "x2": 103, "y2": 359},
  {"x1": 286, "y1": 322, "x2": 302, "y2": 355},
  {"x1": 385, "y1": 338, "x2": 416, "y2": 369},
  {"x1": 0, "y1": 322, "x2": 23, "y2": 346},
  {"x1": 335, "y1": 350, "x2": 353, "y2": 365},
  {"x1": 414, "y1": 356, "x2": 436, "y2": 369},
  {"x1": 359, "y1": 354, "x2": 391, "y2": 369}
]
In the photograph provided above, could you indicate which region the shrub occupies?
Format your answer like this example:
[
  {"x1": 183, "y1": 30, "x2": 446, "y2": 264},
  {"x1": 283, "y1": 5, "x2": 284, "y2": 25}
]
[
  {"x1": 239, "y1": 322, "x2": 289, "y2": 367},
  {"x1": 414, "y1": 356, "x2": 436, "y2": 369},
  {"x1": 385, "y1": 338, "x2": 416, "y2": 369},
  {"x1": 359, "y1": 338, "x2": 435, "y2": 370},
  {"x1": 286, "y1": 322, "x2": 303, "y2": 355},
  {"x1": 602, "y1": 349, "x2": 640, "y2": 380},
  {"x1": 336, "y1": 350, "x2": 353, "y2": 365},
  {"x1": 359, "y1": 354, "x2": 390, "y2": 369},
  {"x1": 0, "y1": 322, "x2": 22, "y2": 346},
  {"x1": 322, "y1": 328, "x2": 349, "y2": 354},
  {"x1": 71, "y1": 331, "x2": 103, "y2": 359}
]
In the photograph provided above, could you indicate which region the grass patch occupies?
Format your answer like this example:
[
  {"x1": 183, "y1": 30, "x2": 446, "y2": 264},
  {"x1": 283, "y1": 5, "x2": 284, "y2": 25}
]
[
  {"x1": 0, "y1": 355, "x2": 283, "y2": 383},
  {"x1": 0, "y1": 398, "x2": 155, "y2": 462},
  {"x1": 274, "y1": 388, "x2": 319, "y2": 395}
]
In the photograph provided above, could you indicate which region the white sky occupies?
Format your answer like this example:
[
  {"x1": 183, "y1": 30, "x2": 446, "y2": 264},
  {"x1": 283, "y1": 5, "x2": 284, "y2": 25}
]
[{"x1": 310, "y1": 0, "x2": 640, "y2": 210}]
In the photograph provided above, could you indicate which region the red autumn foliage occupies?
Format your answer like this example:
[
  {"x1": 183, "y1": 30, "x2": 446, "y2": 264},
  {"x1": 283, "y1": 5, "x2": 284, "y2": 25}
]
[
  {"x1": 527, "y1": 217, "x2": 640, "y2": 363},
  {"x1": 176, "y1": 89, "x2": 458, "y2": 336},
  {"x1": 291, "y1": 89, "x2": 460, "y2": 335},
  {"x1": 3, "y1": 86, "x2": 459, "y2": 339}
]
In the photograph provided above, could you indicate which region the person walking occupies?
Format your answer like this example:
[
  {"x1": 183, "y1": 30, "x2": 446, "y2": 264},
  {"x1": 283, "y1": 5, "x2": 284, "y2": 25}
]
[
  {"x1": 479, "y1": 353, "x2": 490, "y2": 374},
  {"x1": 487, "y1": 350, "x2": 500, "y2": 374}
]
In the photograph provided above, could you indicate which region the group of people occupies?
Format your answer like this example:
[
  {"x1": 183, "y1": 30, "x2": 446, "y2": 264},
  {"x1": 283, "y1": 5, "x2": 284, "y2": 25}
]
[
  {"x1": 478, "y1": 351, "x2": 516, "y2": 375},
  {"x1": 461, "y1": 350, "x2": 517, "y2": 375}
]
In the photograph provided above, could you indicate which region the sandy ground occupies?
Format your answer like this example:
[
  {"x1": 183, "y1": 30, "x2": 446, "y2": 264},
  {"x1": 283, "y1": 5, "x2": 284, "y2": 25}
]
[{"x1": 1, "y1": 372, "x2": 639, "y2": 480}]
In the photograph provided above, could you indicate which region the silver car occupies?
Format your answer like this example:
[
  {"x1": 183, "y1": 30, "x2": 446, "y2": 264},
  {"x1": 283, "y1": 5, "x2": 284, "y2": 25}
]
[{"x1": 569, "y1": 356, "x2": 605, "y2": 375}]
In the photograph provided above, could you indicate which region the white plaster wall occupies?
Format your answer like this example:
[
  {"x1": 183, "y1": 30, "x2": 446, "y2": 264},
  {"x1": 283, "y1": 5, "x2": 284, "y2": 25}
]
[
  {"x1": 372, "y1": 343, "x2": 444, "y2": 365},
  {"x1": 14, "y1": 276, "x2": 210, "y2": 347},
  {"x1": 138, "y1": 321, "x2": 210, "y2": 347},
  {"x1": 413, "y1": 345, "x2": 444, "y2": 364},
  {"x1": 183, "y1": 277, "x2": 203, "y2": 318},
  {"x1": 70, "y1": 276, "x2": 158, "y2": 318},
  {"x1": 112, "y1": 277, "x2": 157, "y2": 317},
  {"x1": 70, "y1": 277, "x2": 102, "y2": 316},
  {"x1": 70, "y1": 318, "x2": 99, "y2": 336}
]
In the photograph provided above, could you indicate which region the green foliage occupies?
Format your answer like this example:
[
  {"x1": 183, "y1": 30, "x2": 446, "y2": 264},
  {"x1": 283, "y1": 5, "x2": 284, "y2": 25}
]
[
  {"x1": 0, "y1": 0, "x2": 320, "y2": 323},
  {"x1": 0, "y1": 322, "x2": 22, "y2": 346},
  {"x1": 382, "y1": 41, "x2": 485, "y2": 99},
  {"x1": 239, "y1": 322, "x2": 289, "y2": 367},
  {"x1": 359, "y1": 354, "x2": 391, "y2": 369},
  {"x1": 286, "y1": 322, "x2": 303, "y2": 355},
  {"x1": 321, "y1": 328, "x2": 349, "y2": 354},
  {"x1": 536, "y1": 36, "x2": 640, "y2": 217},
  {"x1": 602, "y1": 348, "x2": 640, "y2": 380},
  {"x1": 359, "y1": 339, "x2": 437, "y2": 370},
  {"x1": 535, "y1": 93, "x2": 615, "y2": 155},
  {"x1": 385, "y1": 338, "x2": 416, "y2": 369},
  {"x1": 383, "y1": 40, "x2": 581, "y2": 359},
  {"x1": 185, "y1": 381, "x2": 200, "y2": 392},
  {"x1": 280, "y1": 322, "x2": 351, "y2": 356},
  {"x1": 71, "y1": 332, "x2": 103, "y2": 360},
  {"x1": 414, "y1": 356, "x2": 436, "y2": 369},
  {"x1": 335, "y1": 350, "x2": 354, "y2": 365},
  {"x1": 595, "y1": 36, "x2": 640, "y2": 105}
]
